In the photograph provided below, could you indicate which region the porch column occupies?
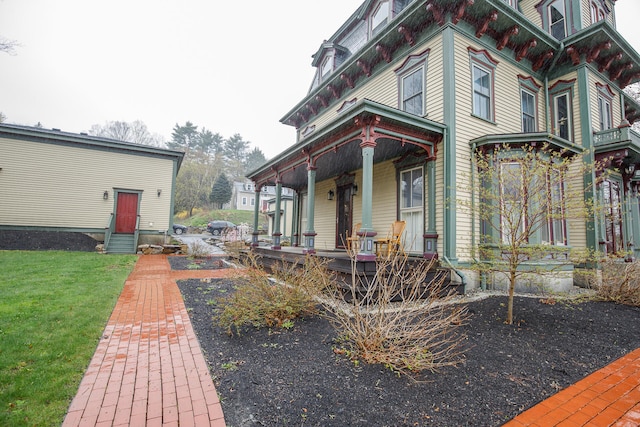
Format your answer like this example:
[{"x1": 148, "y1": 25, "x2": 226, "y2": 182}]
[
  {"x1": 630, "y1": 185, "x2": 640, "y2": 260},
  {"x1": 303, "y1": 165, "x2": 317, "y2": 254},
  {"x1": 292, "y1": 192, "x2": 300, "y2": 246},
  {"x1": 424, "y1": 159, "x2": 438, "y2": 259},
  {"x1": 357, "y1": 139, "x2": 377, "y2": 261},
  {"x1": 271, "y1": 181, "x2": 283, "y2": 250},
  {"x1": 251, "y1": 187, "x2": 261, "y2": 248}
]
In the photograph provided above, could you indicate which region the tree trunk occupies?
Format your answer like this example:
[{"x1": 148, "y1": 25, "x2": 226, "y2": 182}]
[{"x1": 507, "y1": 269, "x2": 516, "y2": 325}]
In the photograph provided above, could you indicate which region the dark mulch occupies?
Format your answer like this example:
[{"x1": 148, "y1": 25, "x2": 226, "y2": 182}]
[
  {"x1": 167, "y1": 255, "x2": 228, "y2": 270},
  {"x1": 0, "y1": 230, "x2": 99, "y2": 251},
  {"x1": 177, "y1": 278, "x2": 640, "y2": 427}
]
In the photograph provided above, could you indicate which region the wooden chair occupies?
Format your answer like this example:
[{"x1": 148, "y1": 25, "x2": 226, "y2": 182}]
[
  {"x1": 375, "y1": 220, "x2": 406, "y2": 257},
  {"x1": 346, "y1": 222, "x2": 361, "y2": 252}
]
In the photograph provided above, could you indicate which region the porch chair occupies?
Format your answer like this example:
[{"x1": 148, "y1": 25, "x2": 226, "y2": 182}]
[
  {"x1": 375, "y1": 220, "x2": 406, "y2": 257},
  {"x1": 346, "y1": 222, "x2": 362, "y2": 252}
]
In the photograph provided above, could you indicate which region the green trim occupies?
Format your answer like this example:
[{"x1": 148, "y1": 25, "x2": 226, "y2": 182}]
[
  {"x1": 470, "y1": 132, "x2": 584, "y2": 155},
  {"x1": 576, "y1": 66, "x2": 598, "y2": 252},
  {"x1": 443, "y1": 26, "x2": 456, "y2": 261}
]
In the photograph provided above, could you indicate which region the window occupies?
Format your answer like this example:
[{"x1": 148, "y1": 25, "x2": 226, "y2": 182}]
[
  {"x1": 502, "y1": 0, "x2": 517, "y2": 8},
  {"x1": 402, "y1": 67, "x2": 424, "y2": 115},
  {"x1": 396, "y1": 48, "x2": 429, "y2": 116},
  {"x1": 521, "y1": 89, "x2": 537, "y2": 133},
  {"x1": 541, "y1": 168, "x2": 566, "y2": 245},
  {"x1": 250, "y1": 197, "x2": 255, "y2": 206},
  {"x1": 548, "y1": 0, "x2": 566, "y2": 39},
  {"x1": 400, "y1": 166, "x2": 424, "y2": 253},
  {"x1": 597, "y1": 83, "x2": 615, "y2": 131},
  {"x1": 242, "y1": 197, "x2": 247, "y2": 206},
  {"x1": 321, "y1": 56, "x2": 333, "y2": 79},
  {"x1": 500, "y1": 162, "x2": 526, "y2": 243},
  {"x1": 371, "y1": 1, "x2": 390, "y2": 37},
  {"x1": 473, "y1": 65, "x2": 492, "y2": 120},
  {"x1": 590, "y1": 1, "x2": 607, "y2": 24},
  {"x1": 602, "y1": 179, "x2": 624, "y2": 255},
  {"x1": 598, "y1": 96, "x2": 612, "y2": 130},
  {"x1": 499, "y1": 160, "x2": 567, "y2": 245},
  {"x1": 553, "y1": 92, "x2": 571, "y2": 140},
  {"x1": 469, "y1": 48, "x2": 497, "y2": 122}
]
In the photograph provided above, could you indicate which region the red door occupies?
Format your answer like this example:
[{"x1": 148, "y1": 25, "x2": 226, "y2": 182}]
[{"x1": 115, "y1": 192, "x2": 138, "y2": 233}]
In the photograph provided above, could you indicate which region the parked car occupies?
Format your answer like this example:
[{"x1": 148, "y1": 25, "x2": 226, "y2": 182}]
[
  {"x1": 207, "y1": 220, "x2": 236, "y2": 235},
  {"x1": 172, "y1": 224, "x2": 188, "y2": 235}
]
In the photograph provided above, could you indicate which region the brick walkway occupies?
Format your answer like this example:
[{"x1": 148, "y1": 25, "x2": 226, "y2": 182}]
[
  {"x1": 62, "y1": 254, "x2": 230, "y2": 427},
  {"x1": 504, "y1": 348, "x2": 640, "y2": 426}
]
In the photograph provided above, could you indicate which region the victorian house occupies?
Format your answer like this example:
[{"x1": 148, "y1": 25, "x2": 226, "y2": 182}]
[{"x1": 246, "y1": 0, "x2": 640, "y2": 290}]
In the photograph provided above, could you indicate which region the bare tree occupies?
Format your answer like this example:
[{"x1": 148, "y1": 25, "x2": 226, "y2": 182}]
[
  {"x1": 0, "y1": 36, "x2": 19, "y2": 55},
  {"x1": 458, "y1": 143, "x2": 602, "y2": 324},
  {"x1": 88, "y1": 120, "x2": 165, "y2": 147}
]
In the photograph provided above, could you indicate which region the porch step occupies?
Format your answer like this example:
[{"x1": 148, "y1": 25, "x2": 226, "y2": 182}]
[{"x1": 106, "y1": 234, "x2": 136, "y2": 254}]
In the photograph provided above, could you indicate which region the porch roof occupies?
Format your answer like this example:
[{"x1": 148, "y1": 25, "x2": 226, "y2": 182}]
[
  {"x1": 247, "y1": 99, "x2": 446, "y2": 190},
  {"x1": 469, "y1": 132, "x2": 584, "y2": 156}
]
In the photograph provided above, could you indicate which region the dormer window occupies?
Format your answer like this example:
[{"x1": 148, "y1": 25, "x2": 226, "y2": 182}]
[
  {"x1": 590, "y1": 1, "x2": 607, "y2": 24},
  {"x1": 321, "y1": 56, "x2": 333, "y2": 79},
  {"x1": 371, "y1": 1, "x2": 390, "y2": 37},
  {"x1": 502, "y1": 0, "x2": 517, "y2": 8},
  {"x1": 548, "y1": 0, "x2": 566, "y2": 39}
]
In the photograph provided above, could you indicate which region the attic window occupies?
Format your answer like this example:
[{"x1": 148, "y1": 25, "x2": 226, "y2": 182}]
[
  {"x1": 590, "y1": 1, "x2": 607, "y2": 24},
  {"x1": 321, "y1": 56, "x2": 333, "y2": 79},
  {"x1": 371, "y1": 1, "x2": 390, "y2": 37},
  {"x1": 548, "y1": 0, "x2": 566, "y2": 39}
]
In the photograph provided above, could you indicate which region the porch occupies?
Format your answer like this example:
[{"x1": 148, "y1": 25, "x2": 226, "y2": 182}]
[{"x1": 244, "y1": 245, "x2": 463, "y2": 298}]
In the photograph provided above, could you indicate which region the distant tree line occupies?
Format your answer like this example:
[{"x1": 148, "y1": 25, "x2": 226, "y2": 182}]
[{"x1": 88, "y1": 120, "x2": 267, "y2": 217}]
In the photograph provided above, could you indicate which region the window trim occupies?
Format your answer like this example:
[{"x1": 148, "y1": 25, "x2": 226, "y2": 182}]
[
  {"x1": 596, "y1": 83, "x2": 615, "y2": 131},
  {"x1": 549, "y1": 79, "x2": 575, "y2": 142},
  {"x1": 590, "y1": 0, "x2": 609, "y2": 24},
  {"x1": 395, "y1": 48, "x2": 429, "y2": 117},
  {"x1": 469, "y1": 48, "x2": 498, "y2": 123}
]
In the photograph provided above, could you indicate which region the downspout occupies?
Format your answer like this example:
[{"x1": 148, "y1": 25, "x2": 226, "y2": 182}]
[
  {"x1": 442, "y1": 255, "x2": 467, "y2": 288},
  {"x1": 470, "y1": 141, "x2": 484, "y2": 290}
]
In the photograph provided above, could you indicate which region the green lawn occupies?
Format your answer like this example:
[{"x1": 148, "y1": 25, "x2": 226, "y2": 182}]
[{"x1": 0, "y1": 251, "x2": 137, "y2": 426}]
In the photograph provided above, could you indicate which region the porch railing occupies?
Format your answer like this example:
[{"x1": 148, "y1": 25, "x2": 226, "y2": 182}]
[
  {"x1": 133, "y1": 215, "x2": 141, "y2": 253},
  {"x1": 104, "y1": 213, "x2": 114, "y2": 249},
  {"x1": 593, "y1": 128, "x2": 624, "y2": 146}
]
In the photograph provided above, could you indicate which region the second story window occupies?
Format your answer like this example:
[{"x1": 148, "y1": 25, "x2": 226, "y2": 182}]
[
  {"x1": 371, "y1": 1, "x2": 390, "y2": 37},
  {"x1": 521, "y1": 89, "x2": 537, "y2": 133},
  {"x1": 597, "y1": 83, "x2": 615, "y2": 131},
  {"x1": 502, "y1": 0, "x2": 517, "y2": 9},
  {"x1": 469, "y1": 48, "x2": 498, "y2": 122},
  {"x1": 473, "y1": 65, "x2": 492, "y2": 120},
  {"x1": 553, "y1": 92, "x2": 571, "y2": 140},
  {"x1": 548, "y1": 0, "x2": 566, "y2": 39},
  {"x1": 396, "y1": 48, "x2": 429, "y2": 116},
  {"x1": 402, "y1": 68, "x2": 424, "y2": 116}
]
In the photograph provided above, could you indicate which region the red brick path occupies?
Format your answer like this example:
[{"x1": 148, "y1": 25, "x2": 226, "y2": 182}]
[
  {"x1": 504, "y1": 348, "x2": 640, "y2": 426},
  {"x1": 62, "y1": 254, "x2": 229, "y2": 427}
]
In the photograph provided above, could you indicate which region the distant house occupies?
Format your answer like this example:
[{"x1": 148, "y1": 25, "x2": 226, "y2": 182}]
[
  {"x1": 246, "y1": 0, "x2": 640, "y2": 290},
  {"x1": 0, "y1": 124, "x2": 184, "y2": 253},
  {"x1": 231, "y1": 181, "x2": 258, "y2": 211}
]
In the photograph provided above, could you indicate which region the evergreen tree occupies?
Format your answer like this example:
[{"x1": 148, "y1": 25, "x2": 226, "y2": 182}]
[{"x1": 209, "y1": 173, "x2": 232, "y2": 209}]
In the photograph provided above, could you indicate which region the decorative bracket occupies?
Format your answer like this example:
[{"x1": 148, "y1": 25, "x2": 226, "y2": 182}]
[
  {"x1": 496, "y1": 26, "x2": 519, "y2": 51},
  {"x1": 516, "y1": 39, "x2": 537, "y2": 62},
  {"x1": 475, "y1": 11, "x2": 498, "y2": 38}
]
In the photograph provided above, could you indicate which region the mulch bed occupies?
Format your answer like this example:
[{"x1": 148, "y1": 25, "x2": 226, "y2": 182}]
[
  {"x1": 167, "y1": 255, "x2": 228, "y2": 270},
  {"x1": 0, "y1": 230, "x2": 99, "y2": 251},
  {"x1": 177, "y1": 277, "x2": 640, "y2": 427}
]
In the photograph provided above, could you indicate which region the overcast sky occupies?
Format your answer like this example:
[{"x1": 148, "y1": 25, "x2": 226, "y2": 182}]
[{"x1": 1, "y1": 0, "x2": 639, "y2": 159}]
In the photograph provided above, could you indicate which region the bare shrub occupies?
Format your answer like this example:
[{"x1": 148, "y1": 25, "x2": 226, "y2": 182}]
[
  {"x1": 214, "y1": 252, "x2": 331, "y2": 335},
  {"x1": 598, "y1": 259, "x2": 640, "y2": 306},
  {"x1": 187, "y1": 239, "x2": 212, "y2": 258},
  {"x1": 320, "y1": 251, "x2": 469, "y2": 377}
]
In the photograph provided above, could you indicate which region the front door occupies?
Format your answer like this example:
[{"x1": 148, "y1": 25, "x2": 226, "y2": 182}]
[
  {"x1": 400, "y1": 166, "x2": 424, "y2": 253},
  {"x1": 336, "y1": 185, "x2": 353, "y2": 248},
  {"x1": 115, "y1": 192, "x2": 139, "y2": 234}
]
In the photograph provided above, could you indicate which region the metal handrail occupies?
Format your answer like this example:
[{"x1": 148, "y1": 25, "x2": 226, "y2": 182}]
[
  {"x1": 104, "y1": 213, "x2": 114, "y2": 250},
  {"x1": 133, "y1": 215, "x2": 141, "y2": 253}
]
